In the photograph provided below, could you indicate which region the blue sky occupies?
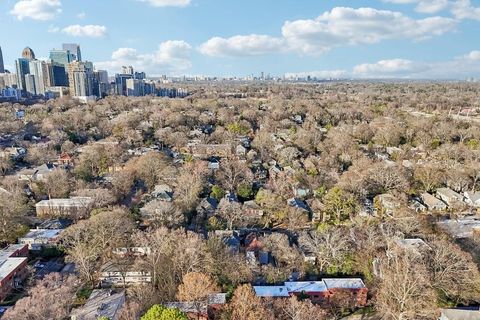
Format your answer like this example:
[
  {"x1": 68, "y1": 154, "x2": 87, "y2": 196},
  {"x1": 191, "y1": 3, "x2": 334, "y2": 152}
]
[{"x1": 1, "y1": 0, "x2": 480, "y2": 78}]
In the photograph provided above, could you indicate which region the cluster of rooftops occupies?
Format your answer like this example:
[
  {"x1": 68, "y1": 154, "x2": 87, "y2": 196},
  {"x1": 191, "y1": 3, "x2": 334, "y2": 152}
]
[{"x1": 253, "y1": 278, "x2": 366, "y2": 297}]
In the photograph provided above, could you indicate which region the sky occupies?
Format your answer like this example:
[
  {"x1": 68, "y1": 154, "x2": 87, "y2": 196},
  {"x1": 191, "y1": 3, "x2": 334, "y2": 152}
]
[{"x1": 1, "y1": 0, "x2": 480, "y2": 79}]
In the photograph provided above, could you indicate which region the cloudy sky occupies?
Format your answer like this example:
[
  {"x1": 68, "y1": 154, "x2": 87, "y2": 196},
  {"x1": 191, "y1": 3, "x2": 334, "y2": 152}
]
[{"x1": 1, "y1": 0, "x2": 480, "y2": 78}]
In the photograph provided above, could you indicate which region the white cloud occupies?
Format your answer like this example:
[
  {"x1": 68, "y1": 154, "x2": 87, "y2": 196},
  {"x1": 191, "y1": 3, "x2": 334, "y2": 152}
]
[
  {"x1": 138, "y1": 0, "x2": 191, "y2": 7},
  {"x1": 463, "y1": 50, "x2": 480, "y2": 61},
  {"x1": 77, "y1": 12, "x2": 86, "y2": 19},
  {"x1": 199, "y1": 7, "x2": 456, "y2": 57},
  {"x1": 383, "y1": 0, "x2": 449, "y2": 13},
  {"x1": 281, "y1": 7, "x2": 456, "y2": 55},
  {"x1": 385, "y1": 0, "x2": 480, "y2": 20},
  {"x1": 199, "y1": 35, "x2": 285, "y2": 57},
  {"x1": 288, "y1": 50, "x2": 480, "y2": 79},
  {"x1": 61, "y1": 25, "x2": 107, "y2": 38},
  {"x1": 95, "y1": 40, "x2": 192, "y2": 75},
  {"x1": 353, "y1": 59, "x2": 428, "y2": 77},
  {"x1": 451, "y1": 0, "x2": 480, "y2": 20},
  {"x1": 10, "y1": 0, "x2": 62, "y2": 21}
]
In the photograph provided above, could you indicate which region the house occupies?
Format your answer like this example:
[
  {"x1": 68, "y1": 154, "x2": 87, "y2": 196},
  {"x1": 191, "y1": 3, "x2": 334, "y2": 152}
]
[
  {"x1": 70, "y1": 289, "x2": 125, "y2": 320},
  {"x1": 253, "y1": 278, "x2": 367, "y2": 307},
  {"x1": 151, "y1": 185, "x2": 173, "y2": 202},
  {"x1": 436, "y1": 217, "x2": 480, "y2": 239},
  {"x1": 18, "y1": 163, "x2": 55, "y2": 182},
  {"x1": 196, "y1": 197, "x2": 218, "y2": 219},
  {"x1": 35, "y1": 197, "x2": 94, "y2": 219},
  {"x1": 0, "y1": 147, "x2": 26, "y2": 161},
  {"x1": 164, "y1": 293, "x2": 227, "y2": 320},
  {"x1": 0, "y1": 244, "x2": 29, "y2": 300},
  {"x1": 287, "y1": 198, "x2": 309, "y2": 212},
  {"x1": 375, "y1": 194, "x2": 401, "y2": 215},
  {"x1": 436, "y1": 188, "x2": 464, "y2": 207},
  {"x1": 236, "y1": 145, "x2": 247, "y2": 157},
  {"x1": 56, "y1": 153, "x2": 73, "y2": 167},
  {"x1": 99, "y1": 261, "x2": 151, "y2": 287},
  {"x1": 243, "y1": 201, "x2": 264, "y2": 217},
  {"x1": 37, "y1": 218, "x2": 72, "y2": 230},
  {"x1": 213, "y1": 230, "x2": 240, "y2": 254},
  {"x1": 421, "y1": 193, "x2": 447, "y2": 211},
  {"x1": 409, "y1": 198, "x2": 427, "y2": 212},
  {"x1": 440, "y1": 308, "x2": 480, "y2": 320},
  {"x1": 323, "y1": 278, "x2": 368, "y2": 307},
  {"x1": 464, "y1": 191, "x2": 480, "y2": 207},
  {"x1": 18, "y1": 229, "x2": 63, "y2": 251}
]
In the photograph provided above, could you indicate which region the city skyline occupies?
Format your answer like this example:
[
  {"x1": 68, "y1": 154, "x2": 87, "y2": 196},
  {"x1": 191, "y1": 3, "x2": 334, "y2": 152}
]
[{"x1": 1, "y1": 0, "x2": 480, "y2": 79}]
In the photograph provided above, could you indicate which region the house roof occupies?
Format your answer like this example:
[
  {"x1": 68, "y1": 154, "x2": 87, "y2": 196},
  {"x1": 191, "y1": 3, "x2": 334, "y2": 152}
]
[
  {"x1": 285, "y1": 281, "x2": 327, "y2": 293},
  {"x1": 440, "y1": 308, "x2": 480, "y2": 320},
  {"x1": 253, "y1": 286, "x2": 290, "y2": 297},
  {"x1": 70, "y1": 289, "x2": 125, "y2": 320},
  {"x1": 323, "y1": 278, "x2": 366, "y2": 290},
  {"x1": 20, "y1": 229, "x2": 62, "y2": 240},
  {"x1": 38, "y1": 218, "x2": 72, "y2": 229},
  {"x1": 0, "y1": 244, "x2": 27, "y2": 260},
  {"x1": 437, "y1": 188, "x2": 464, "y2": 201},
  {"x1": 437, "y1": 217, "x2": 480, "y2": 239},
  {"x1": 465, "y1": 192, "x2": 480, "y2": 203},
  {"x1": 421, "y1": 193, "x2": 446, "y2": 208},
  {"x1": 36, "y1": 197, "x2": 93, "y2": 208},
  {"x1": 0, "y1": 257, "x2": 27, "y2": 281}
]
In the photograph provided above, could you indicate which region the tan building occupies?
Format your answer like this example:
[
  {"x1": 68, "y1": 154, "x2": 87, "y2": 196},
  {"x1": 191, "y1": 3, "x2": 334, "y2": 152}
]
[{"x1": 35, "y1": 197, "x2": 94, "y2": 219}]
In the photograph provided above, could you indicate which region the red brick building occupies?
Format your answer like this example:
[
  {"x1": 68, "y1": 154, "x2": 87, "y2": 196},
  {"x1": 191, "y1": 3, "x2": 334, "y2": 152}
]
[{"x1": 0, "y1": 244, "x2": 29, "y2": 301}]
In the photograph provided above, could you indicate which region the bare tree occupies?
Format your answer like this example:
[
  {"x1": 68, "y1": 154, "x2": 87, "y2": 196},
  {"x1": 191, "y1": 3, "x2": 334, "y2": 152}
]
[
  {"x1": 229, "y1": 284, "x2": 274, "y2": 320},
  {"x1": 3, "y1": 273, "x2": 79, "y2": 320},
  {"x1": 375, "y1": 248, "x2": 437, "y2": 320}
]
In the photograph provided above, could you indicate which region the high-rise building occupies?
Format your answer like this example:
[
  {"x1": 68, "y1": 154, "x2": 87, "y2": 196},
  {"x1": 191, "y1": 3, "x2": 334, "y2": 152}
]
[
  {"x1": 21, "y1": 47, "x2": 36, "y2": 60},
  {"x1": 15, "y1": 58, "x2": 30, "y2": 91},
  {"x1": 47, "y1": 61, "x2": 68, "y2": 87},
  {"x1": 122, "y1": 66, "x2": 134, "y2": 75},
  {"x1": 93, "y1": 70, "x2": 109, "y2": 98},
  {"x1": 134, "y1": 71, "x2": 146, "y2": 80},
  {"x1": 94, "y1": 70, "x2": 109, "y2": 84},
  {"x1": 24, "y1": 74, "x2": 36, "y2": 95},
  {"x1": 29, "y1": 60, "x2": 49, "y2": 95},
  {"x1": 126, "y1": 79, "x2": 144, "y2": 97},
  {"x1": 62, "y1": 43, "x2": 81, "y2": 62},
  {"x1": 50, "y1": 49, "x2": 72, "y2": 67},
  {"x1": 0, "y1": 73, "x2": 17, "y2": 88},
  {"x1": 67, "y1": 61, "x2": 94, "y2": 97},
  {"x1": 0, "y1": 46, "x2": 4, "y2": 73},
  {"x1": 115, "y1": 73, "x2": 133, "y2": 96}
]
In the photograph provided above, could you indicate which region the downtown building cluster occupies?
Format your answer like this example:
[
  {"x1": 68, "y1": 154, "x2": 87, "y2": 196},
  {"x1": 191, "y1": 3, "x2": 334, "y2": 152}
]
[{"x1": 0, "y1": 44, "x2": 189, "y2": 102}]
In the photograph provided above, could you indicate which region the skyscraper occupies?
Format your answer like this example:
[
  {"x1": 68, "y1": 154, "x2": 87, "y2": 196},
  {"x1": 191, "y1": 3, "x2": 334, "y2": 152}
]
[
  {"x1": 15, "y1": 58, "x2": 30, "y2": 91},
  {"x1": 50, "y1": 49, "x2": 72, "y2": 67},
  {"x1": 21, "y1": 47, "x2": 36, "y2": 60},
  {"x1": 29, "y1": 60, "x2": 49, "y2": 95},
  {"x1": 67, "y1": 61, "x2": 94, "y2": 97},
  {"x1": 122, "y1": 66, "x2": 134, "y2": 75},
  {"x1": 115, "y1": 73, "x2": 133, "y2": 95},
  {"x1": 0, "y1": 46, "x2": 4, "y2": 73},
  {"x1": 126, "y1": 78, "x2": 144, "y2": 97},
  {"x1": 24, "y1": 74, "x2": 36, "y2": 95},
  {"x1": 47, "y1": 61, "x2": 68, "y2": 87},
  {"x1": 62, "y1": 44, "x2": 81, "y2": 61}
]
